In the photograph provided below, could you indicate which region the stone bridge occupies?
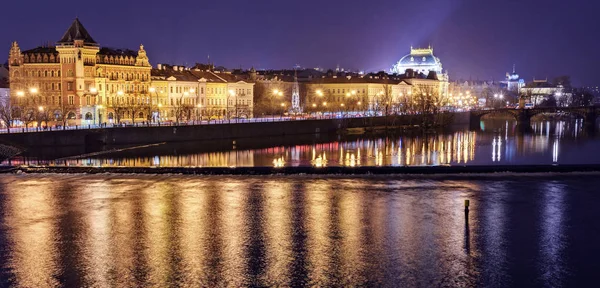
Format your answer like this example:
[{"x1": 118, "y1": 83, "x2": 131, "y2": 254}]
[{"x1": 469, "y1": 106, "x2": 599, "y2": 130}]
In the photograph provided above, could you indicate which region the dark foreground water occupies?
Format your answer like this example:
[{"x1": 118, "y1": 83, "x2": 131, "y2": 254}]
[{"x1": 1, "y1": 174, "x2": 599, "y2": 287}]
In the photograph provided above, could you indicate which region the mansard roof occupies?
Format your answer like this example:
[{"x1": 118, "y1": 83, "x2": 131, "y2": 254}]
[
  {"x1": 57, "y1": 18, "x2": 98, "y2": 45},
  {"x1": 22, "y1": 46, "x2": 58, "y2": 54},
  {"x1": 99, "y1": 47, "x2": 138, "y2": 57}
]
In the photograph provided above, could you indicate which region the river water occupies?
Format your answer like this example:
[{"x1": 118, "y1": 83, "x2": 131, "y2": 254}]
[
  {"x1": 1, "y1": 119, "x2": 600, "y2": 286},
  {"x1": 1, "y1": 173, "x2": 599, "y2": 287},
  {"x1": 5, "y1": 118, "x2": 600, "y2": 167}
]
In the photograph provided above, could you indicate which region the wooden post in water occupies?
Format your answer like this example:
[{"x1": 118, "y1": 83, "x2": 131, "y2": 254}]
[{"x1": 464, "y1": 199, "x2": 470, "y2": 221}]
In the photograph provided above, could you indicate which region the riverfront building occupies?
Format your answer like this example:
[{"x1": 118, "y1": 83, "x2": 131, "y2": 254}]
[
  {"x1": 150, "y1": 64, "x2": 254, "y2": 120},
  {"x1": 8, "y1": 18, "x2": 152, "y2": 125}
]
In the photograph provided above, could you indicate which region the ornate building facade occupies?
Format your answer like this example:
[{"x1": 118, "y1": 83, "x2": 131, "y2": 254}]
[
  {"x1": 150, "y1": 64, "x2": 254, "y2": 120},
  {"x1": 391, "y1": 46, "x2": 448, "y2": 81},
  {"x1": 8, "y1": 18, "x2": 151, "y2": 125}
]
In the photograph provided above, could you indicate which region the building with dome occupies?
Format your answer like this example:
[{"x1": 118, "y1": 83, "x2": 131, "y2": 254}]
[{"x1": 391, "y1": 46, "x2": 447, "y2": 81}]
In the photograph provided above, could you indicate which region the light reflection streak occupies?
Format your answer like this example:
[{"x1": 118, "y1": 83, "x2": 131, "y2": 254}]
[
  {"x1": 540, "y1": 182, "x2": 567, "y2": 285},
  {"x1": 5, "y1": 179, "x2": 59, "y2": 287}
]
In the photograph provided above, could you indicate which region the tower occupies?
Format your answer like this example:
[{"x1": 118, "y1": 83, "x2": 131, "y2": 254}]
[
  {"x1": 290, "y1": 69, "x2": 302, "y2": 114},
  {"x1": 55, "y1": 18, "x2": 100, "y2": 108}
]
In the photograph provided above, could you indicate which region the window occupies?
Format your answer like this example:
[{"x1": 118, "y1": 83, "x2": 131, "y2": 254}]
[
  {"x1": 201, "y1": 87, "x2": 204, "y2": 94},
  {"x1": 67, "y1": 82, "x2": 73, "y2": 91},
  {"x1": 68, "y1": 70, "x2": 73, "y2": 77},
  {"x1": 170, "y1": 87, "x2": 173, "y2": 93},
  {"x1": 68, "y1": 95, "x2": 74, "y2": 105}
]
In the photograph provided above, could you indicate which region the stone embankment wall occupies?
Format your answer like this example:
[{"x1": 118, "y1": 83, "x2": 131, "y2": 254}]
[{"x1": 0, "y1": 112, "x2": 471, "y2": 147}]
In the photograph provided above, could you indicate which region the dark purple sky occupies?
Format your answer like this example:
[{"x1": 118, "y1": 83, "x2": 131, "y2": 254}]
[{"x1": 1, "y1": 0, "x2": 598, "y2": 86}]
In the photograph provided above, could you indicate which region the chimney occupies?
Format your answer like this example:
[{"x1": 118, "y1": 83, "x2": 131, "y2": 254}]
[
  {"x1": 157, "y1": 63, "x2": 162, "y2": 70},
  {"x1": 173, "y1": 65, "x2": 178, "y2": 71}
]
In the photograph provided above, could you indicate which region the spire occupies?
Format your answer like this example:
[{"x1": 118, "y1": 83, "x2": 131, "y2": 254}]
[
  {"x1": 57, "y1": 18, "x2": 97, "y2": 45},
  {"x1": 513, "y1": 64, "x2": 516, "y2": 74}
]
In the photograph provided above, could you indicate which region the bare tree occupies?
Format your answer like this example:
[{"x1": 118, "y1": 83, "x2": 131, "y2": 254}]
[
  {"x1": 0, "y1": 101, "x2": 19, "y2": 130},
  {"x1": 36, "y1": 107, "x2": 52, "y2": 128},
  {"x1": 372, "y1": 83, "x2": 394, "y2": 116},
  {"x1": 408, "y1": 85, "x2": 451, "y2": 128},
  {"x1": 19, "y1": 105, "x2": 36, "y2": 128},
  {"x1": 52, "y1": 101, "x2": 77, "y2": 129},
  {"x1": 112, "y1": 103, "x2": 128, "y2": 124}
]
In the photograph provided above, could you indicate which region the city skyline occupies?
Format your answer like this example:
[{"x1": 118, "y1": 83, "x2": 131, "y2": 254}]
[{"x1": 1, "y1": 0, "x2": 599, "y2": 86}]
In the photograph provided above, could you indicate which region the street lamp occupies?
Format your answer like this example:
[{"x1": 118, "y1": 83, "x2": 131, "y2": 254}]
[
  {"x1": 280, "y1": 102, "x2": 286, "y2": 119},
  {"x1": 228, "y1": 89, "x2": 237, "y2": 121},
  {"x1": 97, "y1": 105, "x2": 104, "y2": 125}
]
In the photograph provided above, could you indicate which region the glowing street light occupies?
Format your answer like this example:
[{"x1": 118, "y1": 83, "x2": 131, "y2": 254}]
[
  {"x1": 16, "y1": 91, "x2": 24, "y2": 97},
  {"x1": 149, "y1": 87, "x2": 156, "y2": 93},
  {"x1": 312, "y1": 103, "x2": 317, "y2": 107},
  {"x1": 29, "y1": 87, "x2": 38, "y2": 94},
  {"x1": 117, "y1": 90, "x2": 124, "y2": 96},
  {"x1": 316, "y1": 89, "x2": 323, "y2": 97},
  {"x1": 351, "y1": 90, "x2": 356, "y2": 95},
  {"x1": 323, "y1": 101, "x2": 327, "y2": 106},
  {"x1": 90, "y1": 87, "x2": 97, "y2": 94},
  {"x1": 190, "y1": 88, "x2": 196, "y2": 93},
  {"x1": 38, "y1": 106, "x2": 44, "y2": 111}
]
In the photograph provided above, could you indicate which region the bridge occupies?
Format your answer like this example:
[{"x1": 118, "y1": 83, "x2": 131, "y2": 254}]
[{"x1": 469, "y1": 106, "x2": 599, "y2": 131}]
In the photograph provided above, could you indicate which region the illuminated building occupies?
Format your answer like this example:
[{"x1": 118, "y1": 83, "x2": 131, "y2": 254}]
[
  {"x1": 391, "y1": 46, "x2": 448, "y2": 81},
  {"x1": 305, "y1": 71, "x2": 450, "y2": 112},
  {"x1": 8, "y1": 18, "x2": 152, "y2": 125},
  {"x1": 504, "y1": 65, "x2": 525, "y2": 93},
  {"x1": 150, "y1": 64, "x2": 254, "y2": 120},
  {"x1": 520, "y1": 79, "x2": 571, "y2": 107}
]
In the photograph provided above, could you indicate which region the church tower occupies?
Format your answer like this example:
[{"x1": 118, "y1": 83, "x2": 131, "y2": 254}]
[{"x1": 290, "y1": 69, "x2": 302, "y2": 114}]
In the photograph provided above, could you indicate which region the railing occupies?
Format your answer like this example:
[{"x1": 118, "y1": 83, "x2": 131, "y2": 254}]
[{"x1": 0, "y1": 112, "x2": 383, "y2": 134}]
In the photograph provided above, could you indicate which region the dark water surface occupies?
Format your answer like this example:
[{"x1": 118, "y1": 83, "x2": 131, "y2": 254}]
[
  {"x1": 1, "y1": 174, "x2": 599, "y2": 287},
  {"x1": 7, "y1": 119, "x2": 600, "y2": 168}
]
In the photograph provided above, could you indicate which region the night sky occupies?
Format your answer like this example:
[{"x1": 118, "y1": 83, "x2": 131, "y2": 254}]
[{"x1": 1, "y1": 0, "x2": 598, "y2": 86}]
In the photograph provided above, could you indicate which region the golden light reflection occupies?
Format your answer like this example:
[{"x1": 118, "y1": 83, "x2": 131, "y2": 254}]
[
  {"x1": 54, "y1": 131, "x2": 480, "y2": 169},
  {"x1": 304, "y1": 180, "x2": 332, "y2": 283},
  {"x1": 263, "y1": 181, "x2": 293, "y2": 283},
  {"x1": 82, "y1": 180, "x2": 112, "y2": 288},
  {"x1": 5, "y1": 179, "x2": 59, "y2": 287}
]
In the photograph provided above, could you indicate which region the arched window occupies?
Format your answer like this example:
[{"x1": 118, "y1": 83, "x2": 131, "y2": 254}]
[
  {"x1": 67, "y1": 112, "x2": 76, "y2": 119},
  {"x1": 85, "y1": 112, "x2": 93, "y2": 120},
  {"x1": 108, "y1": 112, "x2": 114, "y2": 119},
  {"x1": 138, "y1": 112, "x2": 144, "y2": 119}
]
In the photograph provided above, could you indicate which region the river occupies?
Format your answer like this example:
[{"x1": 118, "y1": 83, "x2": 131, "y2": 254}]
[
  {"x1": 1, "y1": 173, "x2": 599, "y2": 286},
  {"x1": 4, "y1": 118, "x2": 600, "y2": 168},
  {"x1": 1, "y1": 118, "x2": 600, "y2": 286}
]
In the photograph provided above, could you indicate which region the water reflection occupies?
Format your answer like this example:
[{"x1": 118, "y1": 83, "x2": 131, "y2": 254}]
[
  {"x1": 1, "y1": 174, "x2": 600, "y2": 286},
  {"x1": 6, "y1": 119, "x2": 600, "y2": 168}
]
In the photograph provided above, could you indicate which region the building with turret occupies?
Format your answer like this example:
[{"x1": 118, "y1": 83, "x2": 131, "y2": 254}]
[{"x1": 8, "y1": 18, "x2": 151, "y2": 125}]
